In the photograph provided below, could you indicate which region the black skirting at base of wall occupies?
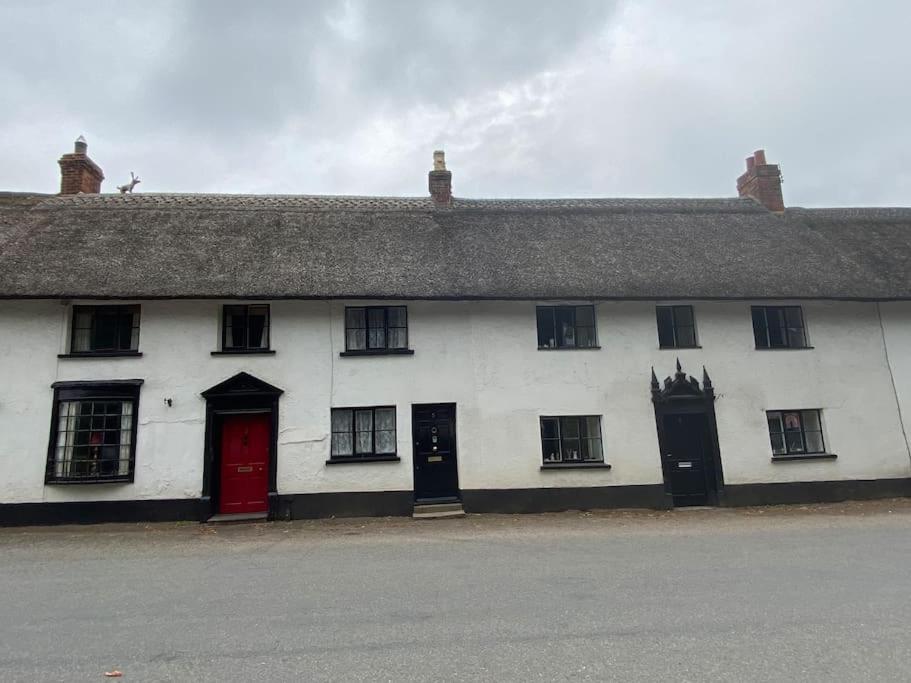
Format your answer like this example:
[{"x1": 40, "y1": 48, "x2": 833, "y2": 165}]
[
  {"x1": 0, "y1": 498, "x2": 204, "y2": 527},
  {"x1": 274, "y1": 491, "x2": 414, "y2": 520},
  {"x1": 721, "y1": 477, "x2": 911, "y2": 507},
  {"x1": 461, "y1": 485, "x2": 672, "y2": 513},
  {"x1": 3, "y1": 478, "x2": 911, "y2": 526}
]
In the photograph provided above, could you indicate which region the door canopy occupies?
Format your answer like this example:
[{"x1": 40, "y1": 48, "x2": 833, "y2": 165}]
[{"x1": 650, "y1": 359, "x2": 714, "y2": 403}]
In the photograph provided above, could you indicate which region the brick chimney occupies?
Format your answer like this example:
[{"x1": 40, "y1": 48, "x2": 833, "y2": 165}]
[
  {"x1": 58, "y1": 136, "x2": 104, "y2": 195},
  {"x1": 428, "y1": 150, "x2": 452, "y2": 205},
  {"x1": 736, "y1": 149, "x2": 783, "y2": 212}
]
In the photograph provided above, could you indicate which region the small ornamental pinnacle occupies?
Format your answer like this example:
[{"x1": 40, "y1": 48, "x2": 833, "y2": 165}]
[{"x1": 117, "y1": 172, "x2": 141, "y2": 194}]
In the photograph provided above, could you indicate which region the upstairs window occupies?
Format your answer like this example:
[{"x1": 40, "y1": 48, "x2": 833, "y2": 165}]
[
  {"x1": 752, "y1": 306, "x2": 807, "y2": 349},
  {"x1": 46, "y1": 381, "x2": 142, "y2": 484},
  {"x1": 330, "y1": 407, "x2": 397, "y2": 460},
  {"x1": 536, "y1": 305, "x2": 597, "y2": 349},
  {"x1": 656, "y1": 305, "x2": 697, "y2": 349},
  {"x1": 767, "y1": 410, "x2": 826, "y2": 456},
  {"x1": 70, "y1": 305, "x2": 140, "y2": 354},
  {"x1": 345, "y1": 306, "x2": 409, "y2": 352},
  {"x1": 222, "y1": 305, "x2": 270, "y2": 352},
  {"x1": 540, "y1": 416, "x2": 604, "y2": 463}
]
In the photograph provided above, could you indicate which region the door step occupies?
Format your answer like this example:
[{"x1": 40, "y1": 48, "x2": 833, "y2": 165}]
[
  {"x1": 207, "y1": 512, "x2": 268, "y2": 524},
  {"x1": 413, "y1": 502, "x2": 465, "y2": 519}
]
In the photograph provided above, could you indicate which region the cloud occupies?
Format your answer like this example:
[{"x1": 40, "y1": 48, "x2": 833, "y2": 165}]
[{"x1": 0, "y1": 0, "x2": 908, "y2": 205}]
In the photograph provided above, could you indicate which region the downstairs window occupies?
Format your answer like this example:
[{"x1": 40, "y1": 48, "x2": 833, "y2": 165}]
[
  {"x1": 46, "y1": 381, "x2": 142, "y2": 484},
  {"x1": 540, "y1": 416, "x2": 604, "y2": 463}
]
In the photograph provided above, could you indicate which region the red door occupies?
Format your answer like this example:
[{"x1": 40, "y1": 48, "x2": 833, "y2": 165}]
[{"x1": 219, "y1": 413, "x2": 270, "y2": 514}]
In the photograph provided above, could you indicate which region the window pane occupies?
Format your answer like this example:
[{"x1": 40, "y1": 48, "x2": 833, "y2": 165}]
[
  {"x1": 355, "y1": 409, "x2": 373, "y2": 454},
  {"x1": 331, "y1": 409, "x2": 353, "y2": 433},
  {"x1": 540, "y1": 418, "x2": 559, "y2": 440},
  {"x1": 367, "y1": 308, "x2": 385, "y2": 328},
  {"x1": 786, "y1": 324, "x2": 806, "y2": 348},
  {"x1": 375, "y1": 430, "x2": 396, "y2": 454},
  {"x1": 657, "y1": 307, "x2": 675, "y2": 348},
  {"x1": 576, "y1": 326, "x2": 596, "y2": 348},
  {"x1": 785, "y1": 431, "x2": 805, "y2": 453},
  {"x1": 562, "y1": 437, "x2": 582, "y2": 461},
  {"x1": 368, "y1": 327, "x2": 387, "y2": 349},
  {"x1": 332, "y1": 432, "x2": 353, "y2": 456},
  {"x1": 94, "y1": 311, "x2": 119, "y2": 350},
  {"x1": 536, "y1": 307, "x2": 555, "y2": 348},
  {"x1": 375, "y1": 408, "x2": 395, "y2": 431},
  {"x1": 575, "y1": 306, "x2": 595, "y2": 326},
  {"x1": 676, "y1": 325, "x2": 696, "y2": 348},
  {"x1": 752, "y1": 308, "x2": 769, "y2": 348},
  {"x1": 585, "y1": 417, "x2": 601, "y2": 439},
  {"x1": 387, "y1": 328, "x2": 407, "y2": 349},
  {"x1": 674, "y1": 306, "x2": 694, "y2": 326},
  {"x1": 582, "y1": 438, "x2": 603, "y2": 462},
  {"x1": 555, "y1": 308, "x2": 575, "y2": 347},
  {"x1": 770, "y1": 432, "x2": 786, "y2": 455},
  {"x1": 805, "y1": 431, "x2": 824, "y2": 453},
  {"x1": 542, "y1": 438, "x2": 561, "y2": 462},
  {"x1": 345, "y1": 308, "x2": 366, "y2": 329},
  {"x1": 346, "y1": 329, "x2": 366, "y2": 351},
  {"x1": 785, "y1": 307, "x2": 804, "y2": 327},
  {"x1": 767, "y1": 413, "x2": 783, "y2": 434},
  {"x1": 387, "y1": 307, "x2": 407, "y2": 327},
  {"x1": 783, "y1": 412, "x2": 802, "y2": 431},
  {"x1": 560, "y1": 417, "x2": 580, "y2": 438},
  {"x1": 248, "y1": 307, "x2": 268, "y2": 349},
  {"x1": 767, "y1": 308, "x2": 787, "y2": 347},
  {"x1": 802, "y1": 410, "x2": 821, "y2": 432}
]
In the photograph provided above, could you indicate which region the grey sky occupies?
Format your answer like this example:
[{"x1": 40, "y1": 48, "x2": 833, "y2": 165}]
[{"x1": 1, "y1": 1, "x2": 909, "y2": 205}]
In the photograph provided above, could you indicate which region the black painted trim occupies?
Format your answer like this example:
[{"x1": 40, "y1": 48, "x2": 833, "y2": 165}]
[
  {"x1": 721, "y1": 478, "x2": 911, "y2": 507},
  {"x1": 210, "y1": 349, "x2": 276, "y2": 356},
  {"x1": 58, "y1": 351, "x2": 143, "y2": 359},
  {"x1": 52, "y1": 379, "x2": 144, "y2": 389},
  {"x1": 339, "y1": 349, "x2": 415, "y2": 357},
  {"x1": 537, "y1": 346, "x2": 602, "y2": 351},
  {"x1": 274, "y1": 491, "x2": 413, "y2": 519},
  {"x1": 753, "y1": 347, "x2": 815, "y2": 351},
  {"x1": 326, "y1": 455, "x2": 401, "y2": 464},
  {"x1": 772, "y1": 453, "x2": 837, "y2": 462},
  {"x1": 462, "y1": 485, "x2": 671, "y2": 513},
  {"x1": 0, "y1": 498, "x2": 204, "y2": 527},
  {"x1": 541, "y1": 462, "x2": 612, "y2": 470}
]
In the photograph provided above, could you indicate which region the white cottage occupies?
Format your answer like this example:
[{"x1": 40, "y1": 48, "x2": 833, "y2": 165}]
[{"x1": 0, "y1": 140, "x2": 909, "y2": 524}]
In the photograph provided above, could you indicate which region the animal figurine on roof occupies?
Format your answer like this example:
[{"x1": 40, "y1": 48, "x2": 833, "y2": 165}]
[{"x1": 117, "y1": 172, "x2": 141, "y2": 194}]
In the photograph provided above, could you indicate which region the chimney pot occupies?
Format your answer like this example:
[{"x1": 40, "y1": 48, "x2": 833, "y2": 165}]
[
  {"x1": 736, "y1": 147, "x2": 784, "y2": 212},
  {"x1": 428, "y1": 150, "x2": 452, "y2": 206},
  {"x1": 58, "y1": 136, "x2": 104, "y2": 195}
]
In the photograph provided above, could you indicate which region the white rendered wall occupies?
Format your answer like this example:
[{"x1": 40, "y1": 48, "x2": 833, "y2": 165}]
[
  {"x1": 1, "y1": 299, "x2": 909, "y2": 504},
  {"x1": 879, "y1": 302, "x2": 911, "y2": 463}
]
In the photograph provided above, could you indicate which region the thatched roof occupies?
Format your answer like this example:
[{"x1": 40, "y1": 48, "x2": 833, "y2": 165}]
[{"x1": 1, "y1": 192, "x2": 909, "y2": 300}]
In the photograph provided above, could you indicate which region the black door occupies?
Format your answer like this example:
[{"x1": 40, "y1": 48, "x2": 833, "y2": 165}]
[
  {"x1": 412, "y1": 404, "x2": 460, "y2": 502},
  {"x1": 661, "y1": 413, "x2": 717, "y2": 506}
]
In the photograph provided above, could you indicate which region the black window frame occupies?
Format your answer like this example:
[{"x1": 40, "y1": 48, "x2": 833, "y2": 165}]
[
  {"x1": 656, "y1": 305, "x2": 698, "y2": 349},
  {"x1": 45, "y1": 380, "x2": 143, "y2": 485},
  {"x1": 536, "y1": 305, "x2": 599, "y2": 350},
  {"x1": 539, "y1": 415, "x2": 605, "y2": 464},
  {"x1": 752, "y1": 306, "x2": 808, "y2": 349},
  {"x1": 328, "y1": 406, "x2": 399, "y2": 463},
  {"x1": 220, "y1": 304, "x2": 271, "y2": 353},
  {"x1": 67, "y1": 305, "x2": 141, "y2": 356},
  {"x1": 342, "y1": 306, "x2": 411, "y2": 355},
  {"x1": 766, "y1": 409, "x2": 827, "y2": 457}
]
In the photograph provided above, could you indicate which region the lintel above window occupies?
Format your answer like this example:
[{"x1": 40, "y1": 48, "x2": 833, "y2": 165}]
[{"x1": 536, "y1": 305, "x2": 598, "y2": 349}]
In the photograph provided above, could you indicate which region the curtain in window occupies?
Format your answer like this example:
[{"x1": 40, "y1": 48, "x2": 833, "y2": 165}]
[
  {"x1": 355, "y1": 409, "x2": 373, "y2": 454},
  {"x1": 55, "y1": 401, "x2": 78, "y2": 477},
  {"x1": 72, "y1": 310, "x2": 93, "y2": 352},
  {"x1": 331, "y1": 409, "x2": 353, "y2": 456},
  {"x1": 374, "y1": 408, "x2": 396, "y2": 453}
]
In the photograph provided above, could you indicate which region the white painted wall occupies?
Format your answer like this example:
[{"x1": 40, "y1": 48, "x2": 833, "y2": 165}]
[
  {"x1": 1, "y1": 299, "x2": 909, "y2": 504},
  {"x1": 879, "y1": 302, "x2": 911, "y2": 463}
]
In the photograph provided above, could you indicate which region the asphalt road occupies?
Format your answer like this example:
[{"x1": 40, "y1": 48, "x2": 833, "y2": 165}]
[{"x1": 1, "y1": 500, "x2": 910, "y2": 682}]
